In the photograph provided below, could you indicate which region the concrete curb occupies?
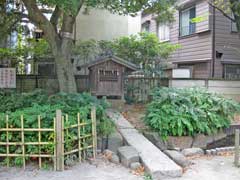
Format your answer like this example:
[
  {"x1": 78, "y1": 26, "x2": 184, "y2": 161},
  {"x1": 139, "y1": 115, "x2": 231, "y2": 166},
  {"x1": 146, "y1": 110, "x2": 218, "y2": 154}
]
[{"x1": 106, "y1": 109, "x2": 182, "y2": 179}]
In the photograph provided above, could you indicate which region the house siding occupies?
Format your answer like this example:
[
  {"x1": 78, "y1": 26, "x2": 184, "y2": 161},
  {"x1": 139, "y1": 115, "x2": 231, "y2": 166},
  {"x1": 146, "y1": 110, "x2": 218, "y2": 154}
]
[
  {"x1": 141, "y1": 0, "x2": 240, "y2": 79},
  {"x1": 215, "y1": 9, "x2": 240, "y2": 66},
  {"x1": 169, "y1": 0, "x2": 212, "y2": 65}
]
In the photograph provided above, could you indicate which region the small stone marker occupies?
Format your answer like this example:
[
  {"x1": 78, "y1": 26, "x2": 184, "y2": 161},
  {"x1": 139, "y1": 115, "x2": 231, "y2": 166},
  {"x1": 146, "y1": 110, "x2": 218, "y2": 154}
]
[{"x1": 118, "y1": 146, "x2": 140, "y2": 167}]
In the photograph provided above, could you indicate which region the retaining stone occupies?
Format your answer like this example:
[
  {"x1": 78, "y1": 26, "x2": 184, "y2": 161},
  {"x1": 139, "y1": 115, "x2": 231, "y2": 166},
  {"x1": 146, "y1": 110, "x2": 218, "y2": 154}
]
[
  {"x1": 192, "y1": 134, "x2": 214, "y2": 148},
  {"x1": 143, "y1": 132, "x2": 169, "y2": 151},
  {"x1": 182, "y1": 148, "x2": 204, "y2": 157},
  {"x1": 118, "y1": 146, "x2": 140, "y2": 167},
  {"x1": 167, "y1": 136, "x2": 193, "y2": 149},
  {"x1": 164, "y1": 150, "x2": 191, "y2": 168}
]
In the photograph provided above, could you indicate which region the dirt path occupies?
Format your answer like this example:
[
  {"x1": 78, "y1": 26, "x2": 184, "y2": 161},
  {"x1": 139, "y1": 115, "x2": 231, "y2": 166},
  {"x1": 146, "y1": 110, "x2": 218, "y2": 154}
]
[{"x1": 0, "y1": 158, "x2": 143, "y2": 180}]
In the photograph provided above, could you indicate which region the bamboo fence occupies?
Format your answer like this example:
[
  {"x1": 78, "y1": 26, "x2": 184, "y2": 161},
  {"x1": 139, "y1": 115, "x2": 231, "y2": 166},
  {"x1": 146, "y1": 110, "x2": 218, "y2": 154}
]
[
  {"x1": 235, "y1": 129, "x2": 240, "y2": 167},
  {"x1": 0, "y1": 107, "x2": 97, "y2": 171}
]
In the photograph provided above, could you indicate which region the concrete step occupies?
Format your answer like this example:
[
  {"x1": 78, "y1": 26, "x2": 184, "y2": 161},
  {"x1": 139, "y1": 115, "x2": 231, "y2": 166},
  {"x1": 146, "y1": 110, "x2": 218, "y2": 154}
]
[{"x1": 106, "y1": 109, "x2": 182, "y2": 180}]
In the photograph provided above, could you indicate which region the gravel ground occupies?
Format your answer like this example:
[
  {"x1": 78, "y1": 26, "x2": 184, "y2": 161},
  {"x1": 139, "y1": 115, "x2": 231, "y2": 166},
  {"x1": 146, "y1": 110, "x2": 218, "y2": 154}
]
[
  {"x1": 174, "y1": 155, "x2": 240, "y2": 180},
  {"x1": 1, "y1": 155, "x2": 240, "y2": 180},
  {"x1": 0, "y1": 157, "x2": 143, "y2": 180}
]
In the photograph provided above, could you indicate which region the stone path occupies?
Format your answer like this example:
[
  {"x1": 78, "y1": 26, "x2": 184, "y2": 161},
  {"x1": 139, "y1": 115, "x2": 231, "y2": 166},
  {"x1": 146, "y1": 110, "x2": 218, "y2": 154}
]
[{"x1": 106, "y1": 109, "x2": 182, "y2": 180}]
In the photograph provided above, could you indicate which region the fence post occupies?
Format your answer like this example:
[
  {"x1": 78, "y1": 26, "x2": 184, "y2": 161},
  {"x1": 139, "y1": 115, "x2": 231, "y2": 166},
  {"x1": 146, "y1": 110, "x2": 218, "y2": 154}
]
[
  {"x1": 234, "y1": 129, "x2": 240, "y2": 167},
  {"x1": 91, "y1": 107, "x2": 97, "y2": 159},
  {"x1": 55, "y1": 110, "x2": 64, "y2": 171}
]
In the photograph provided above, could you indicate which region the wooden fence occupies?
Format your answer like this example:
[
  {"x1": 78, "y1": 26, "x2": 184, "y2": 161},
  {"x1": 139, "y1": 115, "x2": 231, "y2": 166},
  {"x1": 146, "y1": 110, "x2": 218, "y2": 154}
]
[
  {"x1": 0, "y1": 107, "x2": 97, "y2": 171},
  {"x1": 125, "y1": 76, "x2": 169, "y2": 103},
  {"x1": 16, "y1": 75, "x2": 89, "y2": 94}
]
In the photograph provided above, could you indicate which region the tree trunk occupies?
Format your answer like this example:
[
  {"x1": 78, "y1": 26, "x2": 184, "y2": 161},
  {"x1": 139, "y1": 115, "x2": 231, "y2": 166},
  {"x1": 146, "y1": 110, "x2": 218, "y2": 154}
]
[{"x1": 54, "y1": 38, "x2": 77, "y2": 93}]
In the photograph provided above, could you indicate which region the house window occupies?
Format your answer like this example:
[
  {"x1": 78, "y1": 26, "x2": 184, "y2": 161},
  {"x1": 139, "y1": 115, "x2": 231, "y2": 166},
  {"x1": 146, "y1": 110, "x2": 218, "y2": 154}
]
[
  {"x1": 38, "y1": 63, "x2": 55, "y2": 76},
  {"x1": 142, "y1": 21, "x2": 150, "y2": 32},
  {"x1": 180, "y1": 6, "x2": 196, "y2": 36},
  {"x1": 99, "y1": 70, "x2": 118, "y2": 82},
  {"x1": 158, "y1": 23, "x2": 170, "y2": 42},
  {"x1": 225, "y1": 64, "x2": 240, "y2": 79}
]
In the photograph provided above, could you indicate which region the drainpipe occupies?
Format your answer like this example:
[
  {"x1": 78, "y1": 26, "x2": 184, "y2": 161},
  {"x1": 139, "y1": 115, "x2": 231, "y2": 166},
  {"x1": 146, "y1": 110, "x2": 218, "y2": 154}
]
[{"x1": 211, "y1": 3, "x2": 216, "y2": 78}]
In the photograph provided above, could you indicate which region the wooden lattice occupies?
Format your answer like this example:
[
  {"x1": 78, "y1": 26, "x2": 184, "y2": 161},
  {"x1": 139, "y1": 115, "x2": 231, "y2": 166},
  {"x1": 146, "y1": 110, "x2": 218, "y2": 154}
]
[{"x1": 0, "y1": 107, "x2": 97, "y2": 171}]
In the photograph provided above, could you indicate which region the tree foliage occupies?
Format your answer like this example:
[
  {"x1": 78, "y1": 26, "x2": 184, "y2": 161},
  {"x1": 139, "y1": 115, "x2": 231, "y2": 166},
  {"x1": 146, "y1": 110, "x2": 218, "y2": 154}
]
[
  {"x1": 210, "y1": 0, "x2": 240, "y2": 31},
  {"x1": 74, "y1": 33, "x2": 180, "y2": 73},
  {"x1": 0, "y1": 0, "x2": 22, "y2": 46}
]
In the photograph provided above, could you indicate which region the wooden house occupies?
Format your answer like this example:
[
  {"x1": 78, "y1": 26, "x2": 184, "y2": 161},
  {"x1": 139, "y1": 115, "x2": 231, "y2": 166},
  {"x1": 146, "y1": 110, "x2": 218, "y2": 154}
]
[{"x1": 86, "y1": 56, "x2": 138, "y2": 99}]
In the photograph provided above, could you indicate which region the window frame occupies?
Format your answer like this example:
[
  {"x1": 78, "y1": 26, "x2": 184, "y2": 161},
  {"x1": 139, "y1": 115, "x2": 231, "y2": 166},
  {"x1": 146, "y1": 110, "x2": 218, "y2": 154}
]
[
  {"x1": 179, "y1": 6, "x2": 196, "y2": 37},
  {"x1": 141, "y1": 21, "x2": 150, "y2": 33},
  {"x1": 158, "y1": 22, "x2": 170, "y2": 42}
]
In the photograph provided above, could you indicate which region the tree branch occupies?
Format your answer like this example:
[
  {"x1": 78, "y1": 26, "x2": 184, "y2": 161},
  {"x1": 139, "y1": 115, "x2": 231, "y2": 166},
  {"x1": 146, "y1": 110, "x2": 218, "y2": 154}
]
[
  {"x1": 50, "y1": 6, "x2": 62, "y2": 31},
  {"x1": 22, "y1": 0, "x2": 60, "y2": 53},
  {"x1": 61, "y1": 0, "x2": 85, "y2": 35},
  {"x1": 208, "y1": 1, "x2": 236, "y2": 22}
]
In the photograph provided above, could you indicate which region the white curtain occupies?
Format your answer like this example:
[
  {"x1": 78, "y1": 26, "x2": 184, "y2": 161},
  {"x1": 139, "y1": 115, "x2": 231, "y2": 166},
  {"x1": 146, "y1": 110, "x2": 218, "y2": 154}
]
[
  {"x1": 158, "y1": 23, "x2": 170, "y2": 41},
  {"x1": 181, "y1": 10, "x2": 190, "y2": 36}
]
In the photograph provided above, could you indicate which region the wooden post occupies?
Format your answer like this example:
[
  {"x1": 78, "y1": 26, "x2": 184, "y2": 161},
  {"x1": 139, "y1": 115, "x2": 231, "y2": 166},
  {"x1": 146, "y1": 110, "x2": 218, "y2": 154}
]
[
  {"x1": 91, "y1": 107, "x2": 97, "y2": 159},
  {"x1": 38, "y1": 115, "x2": 42, "y2": 169},
  {"x1": 55, "y1": 110, "x2": 64, "y2": 171},
  {"x1": 77, "y1": 113, "x2": 82, "y2": 162},
  {"x1": 53, "y1": 117, "x2": 56, "y2": 171},
  {"x1": 21, "y1": 115, "x2": 26, "y2": 169},
  {"x1": 235, "y1": 129, "x2": 240, "y2": 167},
  {"x1": 6, "y1": 115, "x2": 9, "y2": 168}
]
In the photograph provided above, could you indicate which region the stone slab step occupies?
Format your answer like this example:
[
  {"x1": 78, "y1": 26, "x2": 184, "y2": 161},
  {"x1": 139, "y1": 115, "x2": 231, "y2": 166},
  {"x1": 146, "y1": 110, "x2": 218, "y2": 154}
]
[{"x1": 106, "y1": 109, "x2": 182, "y2": 180}]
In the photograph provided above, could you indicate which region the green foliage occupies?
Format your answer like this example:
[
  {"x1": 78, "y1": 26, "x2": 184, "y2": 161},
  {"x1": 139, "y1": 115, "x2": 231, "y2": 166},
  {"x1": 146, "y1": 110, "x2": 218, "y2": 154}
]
[
  {"x1": 0, "y1": 1, "x2": 21, "y2": 43},
  {"x1": 212, "y1": 0, "x2": 240, "y2": 32},
  {"x1": 144, "y1": 173, "x2": 153, "y2": 180},
  {"x1": 38, "y1": 0, "x2": 176, "y2": 17},
  {"x1": 109, "y1": 32, "x2": 180, "y2": 64},
  {"x1": 74, "y1": 33, "x2": 180, "y2": 74},
  {"x1": 0, "y1": 90, "x2": 114, "y2": 166},
  {"x1": 145, "y1": 87, "x2": 240, "y2": 139}
]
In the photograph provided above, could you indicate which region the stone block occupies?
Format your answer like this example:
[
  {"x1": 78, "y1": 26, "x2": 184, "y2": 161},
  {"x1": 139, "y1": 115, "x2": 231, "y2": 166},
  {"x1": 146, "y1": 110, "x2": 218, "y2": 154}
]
[
  {"x1": 213, "y1": 131, "x2": 227, "y2": 141},
  {"x1": 192, "y1": 134, "x2": 214, "y2": 149},
  {"x1": 164, "y1": 150, "x2": 192, "y2": 168},
  {"x1": 108, "y1": 131, "x2": 124, "y2": 153},
  {"x1": 181, "y1": 148, "x2": 204, "y2": 157},
  {"x1": 110, "y1": 154, "x2": 120, "y2": 164},
  {"x1": 143, "y1": 131, "x2": 160, "y2": 145},
  {"x1": 118, "y1": 146, "x2": 139, "y2": 167},
  {"x1": 167, "y1": 136, "x2": 193, "y2": 149},
  {"x1": 130, "y1": 162, "x2": 142, "y2": 170}
]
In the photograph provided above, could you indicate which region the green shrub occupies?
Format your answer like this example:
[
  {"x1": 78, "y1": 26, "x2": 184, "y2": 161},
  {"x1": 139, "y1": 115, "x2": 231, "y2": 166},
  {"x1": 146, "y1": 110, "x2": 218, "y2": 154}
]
[
  {"x1": 145, "y1": 87, "x2": 240, "y2": 139},
  {"x1": 0, "y1": 90, "x2": 114, "y2": 166}
]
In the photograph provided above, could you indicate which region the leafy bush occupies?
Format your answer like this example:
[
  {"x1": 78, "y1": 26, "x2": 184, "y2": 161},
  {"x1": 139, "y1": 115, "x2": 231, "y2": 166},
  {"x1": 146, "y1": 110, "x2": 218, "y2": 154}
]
[
  {"x1": 145, "y1": 87, "x2": 240, "y2": 139},
  {"x1": 0, "y1": 90, "x2": 114, "y2": 166}
]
